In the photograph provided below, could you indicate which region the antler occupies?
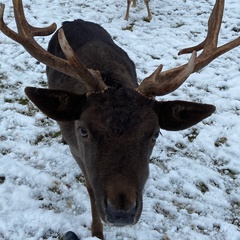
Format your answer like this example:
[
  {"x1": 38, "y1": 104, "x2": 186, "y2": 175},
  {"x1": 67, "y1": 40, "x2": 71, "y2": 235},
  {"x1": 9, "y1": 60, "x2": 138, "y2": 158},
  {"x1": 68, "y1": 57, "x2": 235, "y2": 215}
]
[
  {"x1": 136, "y1": 0, "x2": 240, "y2": 98},
  {"x1": 0, "y1": 0, "x2": 107, "y2": 93}
]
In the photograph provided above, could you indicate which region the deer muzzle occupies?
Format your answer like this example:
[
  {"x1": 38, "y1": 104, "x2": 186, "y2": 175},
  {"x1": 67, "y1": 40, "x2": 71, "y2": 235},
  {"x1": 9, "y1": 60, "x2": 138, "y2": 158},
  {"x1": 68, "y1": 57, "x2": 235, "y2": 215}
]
[
  {"x1": 105, "y1": 180, "x2": 140, "y2": 226},
  {"x1": 105, "y1": 198, "x2": 138, "y2": 226}
]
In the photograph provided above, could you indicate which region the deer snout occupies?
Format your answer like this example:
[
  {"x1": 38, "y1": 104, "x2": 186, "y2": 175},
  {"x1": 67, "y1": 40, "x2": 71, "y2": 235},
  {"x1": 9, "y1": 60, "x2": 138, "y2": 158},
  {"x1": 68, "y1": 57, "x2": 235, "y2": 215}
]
[
  {"x1": 106, "y1": 199, "x2": 137, "y2": 226},
  {"x1": 105, "y1": 182, "x2": 138, "y2": 225}
]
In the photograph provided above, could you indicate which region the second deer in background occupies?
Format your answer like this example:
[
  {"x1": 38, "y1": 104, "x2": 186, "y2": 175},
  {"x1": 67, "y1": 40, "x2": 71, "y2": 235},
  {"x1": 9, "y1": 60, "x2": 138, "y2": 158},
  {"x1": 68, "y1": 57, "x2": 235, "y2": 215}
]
[{"x1": 125, "y1": 0, "x2": 152, "y2": 20}]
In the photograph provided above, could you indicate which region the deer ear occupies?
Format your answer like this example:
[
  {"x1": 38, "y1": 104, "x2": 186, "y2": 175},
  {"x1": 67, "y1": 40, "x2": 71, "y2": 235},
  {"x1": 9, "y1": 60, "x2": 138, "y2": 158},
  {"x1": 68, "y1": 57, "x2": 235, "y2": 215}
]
[
  {"x1": 155, "y1": 100, "x2": 215, "y2": 131},
  {"x1": 25, "y1": 87, "x2": 87, "y2": 121}
]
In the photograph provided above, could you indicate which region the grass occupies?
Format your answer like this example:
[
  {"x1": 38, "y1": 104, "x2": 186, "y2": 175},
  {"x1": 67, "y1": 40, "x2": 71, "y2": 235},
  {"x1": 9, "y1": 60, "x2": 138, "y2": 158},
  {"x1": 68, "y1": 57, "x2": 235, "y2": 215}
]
[
  {"x1": 218, "y1": 168, "x2": 238, "y2": 180},
  {"x1": 185, "y1": 128, "x2": 199, "y2": 142},
  {"x1": 41, "y1": 229, "x2": 62, "y2": 240},
  {"x1": 75, "y1": 173, "x2": 86, "y2": 186},
  {"x1": 195, "y1": 182, "x2": 209, "y2": 193},
  {"x1": 122, "y1": 21, "x2": 135, "y2": 31},
  {"x1": 48, "y1": 181, "x2": 62, "y2": 195},
  {"x1": 1, "y1": 148, "x2": 11, "y2": 156},
  {"x1": 215, "y1": 136, "x2": 228, "y2": 147},
  {"x1": 4, "y1": 97, "x2": 29, "y2": 105},
  {"x1": 0, "y1": 73, "x2": 8, "y2": 89},
  {"x1": 34, "y1": 131, "x2": 62, "y2": 145},
  {"x1": 142, "y1": 17, "x2": 151, "y2": 22},
  {"x1": 0, "y1": 176, "x2": 6, "y2": 184}
]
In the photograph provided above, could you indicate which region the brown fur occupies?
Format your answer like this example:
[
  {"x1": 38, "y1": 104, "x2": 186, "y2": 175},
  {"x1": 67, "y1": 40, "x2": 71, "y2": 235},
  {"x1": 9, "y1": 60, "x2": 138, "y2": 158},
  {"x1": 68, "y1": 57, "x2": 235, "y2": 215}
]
[
  {"x1": 2, "y1": 1, "x2": 238, "y2": 239},
  {"x1": 24, "y1": 21, "x2": 215, "y2": 239}
]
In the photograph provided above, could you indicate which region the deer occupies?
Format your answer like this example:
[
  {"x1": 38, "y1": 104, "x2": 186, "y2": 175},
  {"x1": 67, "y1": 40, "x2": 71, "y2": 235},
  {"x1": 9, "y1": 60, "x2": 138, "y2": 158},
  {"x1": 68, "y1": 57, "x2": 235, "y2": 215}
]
[
  {"x1": 125, "y1": 0, "x2": 152, "y2": 20},
  {"x1": 0, "y1": 0, "x2": 239, "y2": 239}
]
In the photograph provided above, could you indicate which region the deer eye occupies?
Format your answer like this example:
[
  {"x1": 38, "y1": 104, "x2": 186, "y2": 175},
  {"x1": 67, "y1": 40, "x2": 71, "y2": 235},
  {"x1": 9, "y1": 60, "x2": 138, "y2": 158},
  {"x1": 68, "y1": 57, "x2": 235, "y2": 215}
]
[
  {"x1": 79, "y1": 127, "x2": 88, "y2": 138},
  {"x1": 152, "y1": 131, "x2": 160, "y2": 141}
]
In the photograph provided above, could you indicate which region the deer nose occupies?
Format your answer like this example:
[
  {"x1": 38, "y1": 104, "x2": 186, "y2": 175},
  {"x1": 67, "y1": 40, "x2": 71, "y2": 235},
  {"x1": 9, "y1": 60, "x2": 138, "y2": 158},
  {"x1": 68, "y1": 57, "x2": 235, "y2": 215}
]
[
  {"x1": 105, "y1": 177, "x2": 138, "y2": 225},
  {"x1": 105, "y1": 199, "x2": 137, "y2": 226}
]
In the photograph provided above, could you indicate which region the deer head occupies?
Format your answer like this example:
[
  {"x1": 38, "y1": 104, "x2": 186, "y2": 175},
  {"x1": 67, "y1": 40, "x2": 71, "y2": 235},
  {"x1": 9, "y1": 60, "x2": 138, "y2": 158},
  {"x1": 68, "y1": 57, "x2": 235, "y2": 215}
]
[{"x1": 0, "y1": 0, "x2": 239, "y2": 239}]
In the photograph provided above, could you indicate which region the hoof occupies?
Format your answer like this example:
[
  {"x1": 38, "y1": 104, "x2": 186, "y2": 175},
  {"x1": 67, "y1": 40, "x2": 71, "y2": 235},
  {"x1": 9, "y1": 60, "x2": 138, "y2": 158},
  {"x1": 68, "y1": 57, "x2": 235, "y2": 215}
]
[{"x1": 63, "y1": 231, "x2": 80, "y2": 240}]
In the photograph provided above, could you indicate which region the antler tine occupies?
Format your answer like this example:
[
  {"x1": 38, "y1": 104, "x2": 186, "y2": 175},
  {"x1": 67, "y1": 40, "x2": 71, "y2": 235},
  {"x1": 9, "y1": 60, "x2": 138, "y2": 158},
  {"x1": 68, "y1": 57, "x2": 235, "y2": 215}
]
[
  {"x1": 137, "y1": 51, "x2": 197, "y2": 98},
  {"x1": 137, "y1": 0, "x2": 240, "y2": 98},
  {"x1": 13, "y1": 0, "x2": 56, "y2": 37},
  {"x1": 0, "y1": 0, "x2": 107, "y2": 93},
  {"x1": 179, "y1": 0, "x2": 223, "y2": 56},
  {"x1": 0, "y1": 1, "x2": 56, "y2": 50},
  {"x1": 58, "y1": 29, "x2": 108, "y2": 93}
]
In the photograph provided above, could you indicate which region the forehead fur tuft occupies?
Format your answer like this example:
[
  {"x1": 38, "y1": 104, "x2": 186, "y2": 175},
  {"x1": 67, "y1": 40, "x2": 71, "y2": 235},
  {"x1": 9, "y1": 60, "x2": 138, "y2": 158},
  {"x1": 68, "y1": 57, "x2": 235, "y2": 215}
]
[{"x1": 88, "y1": 87, "x2": 154, "y2": 135}]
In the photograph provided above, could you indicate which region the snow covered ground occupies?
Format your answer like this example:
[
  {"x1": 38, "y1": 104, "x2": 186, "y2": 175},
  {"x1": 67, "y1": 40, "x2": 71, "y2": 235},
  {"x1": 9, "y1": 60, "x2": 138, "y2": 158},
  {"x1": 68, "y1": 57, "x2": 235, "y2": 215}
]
[{"x1": 0, "y1": 0, "x2": 240, "y2": 239}]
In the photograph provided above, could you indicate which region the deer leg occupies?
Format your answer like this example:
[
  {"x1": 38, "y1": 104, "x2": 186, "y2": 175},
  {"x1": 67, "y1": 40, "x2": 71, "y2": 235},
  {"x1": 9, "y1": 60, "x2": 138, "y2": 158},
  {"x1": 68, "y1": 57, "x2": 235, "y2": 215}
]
[
  {"x1": 124, "y1": 0, "x2": 132, "y2": 20},
  {"x1": 132, "y1": 0, "x2": 137, "y2": 7},
  {"x1": 144, "y1": 0, "x2": 152, "y2": 20},
  {"x1": 86, "y1": 181, "x2": 104, "y2": 240}
]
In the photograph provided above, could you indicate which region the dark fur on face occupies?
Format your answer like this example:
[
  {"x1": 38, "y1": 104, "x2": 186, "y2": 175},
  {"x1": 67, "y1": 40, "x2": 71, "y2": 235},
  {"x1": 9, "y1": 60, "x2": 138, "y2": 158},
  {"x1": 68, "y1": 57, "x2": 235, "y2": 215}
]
[
  {"x1": 87, "y1": 87, "x2": 155, "y2": 136},
  {"x1": 23, "y1": 18, "x2": 216, "y2": 240}
]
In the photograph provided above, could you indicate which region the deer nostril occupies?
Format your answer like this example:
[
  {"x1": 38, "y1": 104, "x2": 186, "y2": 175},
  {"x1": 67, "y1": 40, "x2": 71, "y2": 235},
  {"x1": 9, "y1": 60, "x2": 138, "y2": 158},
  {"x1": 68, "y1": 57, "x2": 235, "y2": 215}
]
[{"x1": 105, "y1": 199, "x2": 137, "y2": 226}]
